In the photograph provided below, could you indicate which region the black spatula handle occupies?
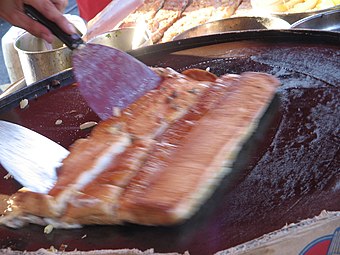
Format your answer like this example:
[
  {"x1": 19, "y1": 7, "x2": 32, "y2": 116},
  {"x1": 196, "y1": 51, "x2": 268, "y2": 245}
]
[{"x1": 23, "y1": 4, "x2": 84, "y2": 50}]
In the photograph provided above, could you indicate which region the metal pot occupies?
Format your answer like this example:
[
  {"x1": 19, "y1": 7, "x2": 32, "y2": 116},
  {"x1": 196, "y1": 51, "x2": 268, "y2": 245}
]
[
  {"x1": 15, "y1": 33, "x2": 73, "y2": 85},
  {"x1": 88, "y1": 27, "x2": 152, "y2": 51},
  {"x1": 290, "y1": 9, "x2": 340, "y2": 31},
  {"x1": 14, "y1": 15, "x2": 86, "y2": 85},
  {"x1": 173, "y1": 16, "x2": 290, "y2": 40}
]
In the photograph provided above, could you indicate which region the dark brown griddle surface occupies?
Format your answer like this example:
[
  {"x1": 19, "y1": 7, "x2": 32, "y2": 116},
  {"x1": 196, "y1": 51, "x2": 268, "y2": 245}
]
[{"x1": 0, "y1": 30, "x2": 339, "y2": 254}]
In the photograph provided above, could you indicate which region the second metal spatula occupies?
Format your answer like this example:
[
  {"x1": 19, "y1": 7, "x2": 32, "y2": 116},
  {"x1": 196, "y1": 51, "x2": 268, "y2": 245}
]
[
  {"x1": 0, "y1": 121, "x2": 69, "y2": 194},
  {"x1": 24, "y1": 5, "x2": 162, "y2": 120}
]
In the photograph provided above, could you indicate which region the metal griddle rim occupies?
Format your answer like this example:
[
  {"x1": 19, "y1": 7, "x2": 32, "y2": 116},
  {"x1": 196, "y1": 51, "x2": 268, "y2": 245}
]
[{"x1": 0, "y1": 29, "x2": 339, "y2": 113}]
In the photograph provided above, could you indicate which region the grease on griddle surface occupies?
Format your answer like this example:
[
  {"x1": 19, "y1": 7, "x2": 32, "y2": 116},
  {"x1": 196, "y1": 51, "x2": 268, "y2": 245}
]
[{"x1": 0, "y1": 35, "x2": 339, "y2": 254}]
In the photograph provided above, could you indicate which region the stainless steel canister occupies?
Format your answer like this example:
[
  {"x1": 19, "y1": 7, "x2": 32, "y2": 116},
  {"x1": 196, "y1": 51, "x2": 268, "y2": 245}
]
[
  {"x1": 88, "y1": 27, "x2": 152, "y2": 51},
  {"x1": 14, "y1": 15, "x2": 86, "y2": 85}
]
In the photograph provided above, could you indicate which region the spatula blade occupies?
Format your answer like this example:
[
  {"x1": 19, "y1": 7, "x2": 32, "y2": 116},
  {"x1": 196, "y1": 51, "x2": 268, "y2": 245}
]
[
  {"x1": 0, "y1": 121, "x2": 69, "y2": 194},
  {"x1": 72, "y1": 44, "x2": 162, "y2": 120}
]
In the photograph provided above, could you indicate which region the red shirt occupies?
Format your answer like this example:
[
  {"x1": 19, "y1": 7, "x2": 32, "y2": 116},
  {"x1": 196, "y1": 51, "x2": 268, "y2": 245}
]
[{"x1": 76, "y1": 0, "x2": 112, "y2": 21}]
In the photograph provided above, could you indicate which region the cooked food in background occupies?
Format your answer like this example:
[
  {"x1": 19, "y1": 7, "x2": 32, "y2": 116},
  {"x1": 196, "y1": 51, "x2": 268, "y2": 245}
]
[
  {"x1": 0, "y1": 68, "x2": 279, "y2": 229},
  {"x1": 160, "y1": 0, "x2": 242, "y2": 42},
  {"x1": 120, "y1": 0, "x2": 243, "y2": 43},
  {"x1": 119, "y1": 0, "x2": 339, "y2": 43},
  {"x1": 250, "y1": 0, "x2": 337, "y2": 13},
  {"x1": 148, "y1": 0, "x2": 189, "y2": 43},
  {"x1": 120, "y1": 0, "x2": 166, "y2": 27}
]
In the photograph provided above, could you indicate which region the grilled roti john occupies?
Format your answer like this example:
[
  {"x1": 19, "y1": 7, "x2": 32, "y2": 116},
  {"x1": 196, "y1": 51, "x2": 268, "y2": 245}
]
[{"x1": 0, "y1": 68, "x2": 280, "y2": 228}]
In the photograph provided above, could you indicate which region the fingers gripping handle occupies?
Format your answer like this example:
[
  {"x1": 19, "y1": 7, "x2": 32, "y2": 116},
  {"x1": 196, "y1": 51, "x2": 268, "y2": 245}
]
[{"x1": 23, "y1": 4, "x2": 84, "y2": 50}]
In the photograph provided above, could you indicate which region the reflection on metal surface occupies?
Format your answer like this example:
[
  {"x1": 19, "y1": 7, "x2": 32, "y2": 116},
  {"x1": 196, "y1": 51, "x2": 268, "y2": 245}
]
[
  {"x1": 173, "y1": 16, "x2": 290, "y2": 40},
  {"x1": 272, "y1": 4, "x2": 340, "y2": 23},
  {"x1": 88, "y1": 26, "x2": 152, "y2": 51},
  {"x1": 291, "y1": 9, "x2": 340, "y2": 31},
  {"x1": 0, "y1": 78, "x2": 26, "y2": 99},
  {"x1": 0, "y1": 120, "x2": 69, "y2": 193}
]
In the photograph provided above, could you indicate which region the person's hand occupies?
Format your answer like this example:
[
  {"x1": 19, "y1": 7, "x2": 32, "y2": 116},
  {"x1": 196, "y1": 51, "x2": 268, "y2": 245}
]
[
  {"x1": 0, "y1": 0, "x2": 75, "y2": 43},
  {"x1": 51, "y1": 0, "x2": 68, "y2": 12}
]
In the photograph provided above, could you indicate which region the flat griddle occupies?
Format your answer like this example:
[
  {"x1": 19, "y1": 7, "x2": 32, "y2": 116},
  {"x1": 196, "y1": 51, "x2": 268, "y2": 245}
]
[{"x1": 0, "y1": 30, "x2": 339, "y2": 254}]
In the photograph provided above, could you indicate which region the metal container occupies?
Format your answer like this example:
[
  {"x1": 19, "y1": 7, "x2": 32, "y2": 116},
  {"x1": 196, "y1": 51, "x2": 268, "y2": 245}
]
[
  {"x1": 14, "y1": 15, "x2": 86, "y2": 85},
  {"x1": 291, "y1": 9, "x2": 340, "y2": 31},
  {"x1": 173, "y1": 16, "x2": 290, "y2": 40},
  {"x1": 88, "y1": 27, "x2": 152, "y2": 51},
  {"x1": 15, "y1": 33, "x2": 73, "y2": 85},
  {"x1": 273, "y1": 5, "x2": 340, "y2": 24}
]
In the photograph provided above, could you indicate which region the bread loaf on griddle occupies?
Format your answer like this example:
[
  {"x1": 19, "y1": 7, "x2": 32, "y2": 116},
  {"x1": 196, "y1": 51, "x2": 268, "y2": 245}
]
[{"x1": 0, "y1": 69, "x2": 279, "y2": 228}]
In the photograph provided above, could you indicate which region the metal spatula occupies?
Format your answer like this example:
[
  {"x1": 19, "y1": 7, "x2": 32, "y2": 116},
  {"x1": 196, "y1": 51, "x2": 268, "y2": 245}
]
[
  {"x1": 24, "y1": 5, "x2": 162, "y2": 120},
  {"x1": 0, "y1": 120, "x2": 69, "y2": 194}
]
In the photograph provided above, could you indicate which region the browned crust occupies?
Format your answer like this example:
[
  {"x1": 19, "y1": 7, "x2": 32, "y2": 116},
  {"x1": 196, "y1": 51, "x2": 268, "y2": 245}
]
[
  {"x1": 120, "y1": 0, "x2": 166, "y2": 28},
  {"x1": 117, "y1": 72, "x2": 279, "y2": 225},
  {"x1": 5, "y1": 191, "x2": 56, "y2": 218},
  {"x1": 57, "y1": 69, "x2": 216, "y2": 224},
  {"x1": 160, "y1": 0, "x2": 242, "y2": 42},
  {"x1": 149, "y1": 0, "x2": 189, "y2": 43},
  {"x1": 181, "y1": 68, "x2": 217, "y2": 81},
  {"x1": 0, "y1": 70, "x2": 279, "y2": 228}
]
